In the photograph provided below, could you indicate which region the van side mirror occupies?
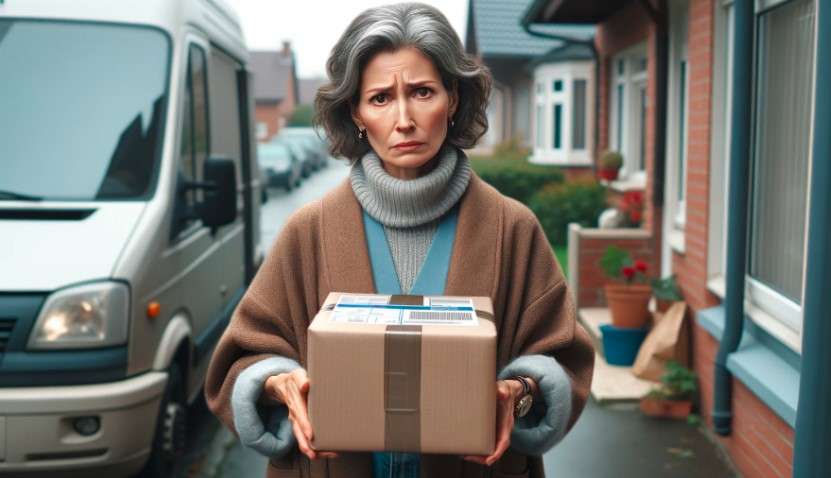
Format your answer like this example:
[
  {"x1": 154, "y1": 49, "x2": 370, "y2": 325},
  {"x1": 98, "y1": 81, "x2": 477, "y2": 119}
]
[{"x1": 198, "y1": 157, "x2": 237, "y2": 228}]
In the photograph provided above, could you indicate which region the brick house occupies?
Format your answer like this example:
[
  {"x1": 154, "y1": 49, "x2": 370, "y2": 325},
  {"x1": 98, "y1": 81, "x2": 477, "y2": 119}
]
[
  {"x1": 250, "y1": 41, "x2": 298, "y2": 143},
  {"x1": 524, "y1": 0, "x2": 830, "y2": 476},
  {"x1": 465, "y1": 0, "x2": 597, "y2": 178}
]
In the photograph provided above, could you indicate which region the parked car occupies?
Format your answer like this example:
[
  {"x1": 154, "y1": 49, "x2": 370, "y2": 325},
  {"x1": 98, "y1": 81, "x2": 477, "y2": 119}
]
[
  {"x1": 279, "y1": 127, "x2": 330, "y2": 171},
  {"x1": 273, "y1": 136, "x2": 314, "y2": 178},
  {"x1": 258, "y1": 142, "x2": 302, "y2": 191},
  {"x1": 0, "y1": 1, "x2": 261, "y2": 477}
]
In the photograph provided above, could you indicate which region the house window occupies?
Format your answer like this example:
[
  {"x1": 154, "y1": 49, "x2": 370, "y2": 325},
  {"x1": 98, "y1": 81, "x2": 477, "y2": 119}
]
[
  {"x1": 747, "y1": 0, "x2": 816, "y2": 335},
  {"x1": 663, "y1": 0, "x2": 690, "y2": 242},
  {"x1": 708, "y1": 0, "x2": 736, "y2": 294},
  {"x1": 256, "y1": 122, "x2": 268, "y2": 141},
  {"x1": 531, "y1": 63, "x2": 593, "y2": 164},
  {"x1": 552, "y1": 104, "x2": 563, "y2": 150},
  {"x1": 572, "y1": 79, "x2": 587, "y2": 150},
  {"x1": 610, "y1": 46, "x2": 648, "y2": 181}
]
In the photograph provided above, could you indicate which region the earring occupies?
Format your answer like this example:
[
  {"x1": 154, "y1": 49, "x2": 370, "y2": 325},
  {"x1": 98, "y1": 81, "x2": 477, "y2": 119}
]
[
  {"x1": 449, "y1": 118, "x2": 455, "y2": 128},
  {"x1": 358, "y1": 128, "x2": 366, "y2": 139}
]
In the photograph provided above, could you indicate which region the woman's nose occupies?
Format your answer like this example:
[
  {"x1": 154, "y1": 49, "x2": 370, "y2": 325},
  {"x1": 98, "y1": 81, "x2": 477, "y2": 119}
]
[{"x1": 394, "y1": 98, "x2": 415, "y2": 132}]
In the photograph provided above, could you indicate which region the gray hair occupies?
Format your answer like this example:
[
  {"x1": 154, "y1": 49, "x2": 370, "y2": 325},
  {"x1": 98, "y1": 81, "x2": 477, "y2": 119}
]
[{"x1": 314, "y1": 2, "x2": 492, "y2": 161}]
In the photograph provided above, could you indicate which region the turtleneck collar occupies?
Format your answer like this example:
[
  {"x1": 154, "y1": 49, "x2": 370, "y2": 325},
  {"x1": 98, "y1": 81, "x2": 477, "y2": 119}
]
[{"x1": 349, "y1": 144, "x2": 472, "y2": 228}]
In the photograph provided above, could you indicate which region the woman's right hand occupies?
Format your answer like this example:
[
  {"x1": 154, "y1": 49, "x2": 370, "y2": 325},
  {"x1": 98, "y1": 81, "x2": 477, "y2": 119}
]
[{"x1": 263, "y1": 369, "x2": 338, "y2": 460}]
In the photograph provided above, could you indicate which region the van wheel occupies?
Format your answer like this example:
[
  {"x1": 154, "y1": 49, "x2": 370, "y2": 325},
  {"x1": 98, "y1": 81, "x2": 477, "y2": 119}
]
[{"x1": 136, "y1": 362, "x2": 187, "y2": 478}]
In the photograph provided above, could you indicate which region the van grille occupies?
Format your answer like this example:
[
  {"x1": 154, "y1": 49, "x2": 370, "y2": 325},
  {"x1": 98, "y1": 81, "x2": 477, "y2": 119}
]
[{"x1": 0, "y1": 318, "x2": 15, "y2": 353}]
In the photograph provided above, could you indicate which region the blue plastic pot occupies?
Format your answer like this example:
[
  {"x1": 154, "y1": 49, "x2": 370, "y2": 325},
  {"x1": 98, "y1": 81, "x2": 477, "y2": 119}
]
[{"x1": 600, "y1": 323, "x2": 649, "y2": 366}]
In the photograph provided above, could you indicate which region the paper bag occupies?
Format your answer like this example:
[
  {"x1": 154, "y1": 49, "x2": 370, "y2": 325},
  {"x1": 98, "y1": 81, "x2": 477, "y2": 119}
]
[{"x1": 632, "y1": 302, "x2": 689, "y2": 381}]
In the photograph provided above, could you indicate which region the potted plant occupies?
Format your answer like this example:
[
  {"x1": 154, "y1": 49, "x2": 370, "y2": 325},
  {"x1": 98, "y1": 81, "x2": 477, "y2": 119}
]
[
  {"x1": 640, "y1": 361, "x2": 697, "y2": 419},
  {"x1": 600, "y1": 246, "x2": 653, "y2": 328},
  {"x1": 598, "y1": 150, "x2": 623, "y2": 181},
  {"x1": 618, "y1": 190, "x2": 644, "y2": 227},
  {"x1": 651, "y1": 275, "x2": 683, "y2": 313}
]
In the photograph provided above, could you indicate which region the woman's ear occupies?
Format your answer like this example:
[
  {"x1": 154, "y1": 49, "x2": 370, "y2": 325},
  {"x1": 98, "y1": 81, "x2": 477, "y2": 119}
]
[
  {"x1": 350, "y1": 107, "x2": 364, "y2": 132},
  {"x1": 448, "y1": 80, "x2": 459, "y2": 118}
]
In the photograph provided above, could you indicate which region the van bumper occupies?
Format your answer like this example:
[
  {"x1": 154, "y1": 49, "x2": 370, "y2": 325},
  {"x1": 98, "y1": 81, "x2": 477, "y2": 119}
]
[{"x1": 0, "y1": 371, "x2": 167, "y2": 477}]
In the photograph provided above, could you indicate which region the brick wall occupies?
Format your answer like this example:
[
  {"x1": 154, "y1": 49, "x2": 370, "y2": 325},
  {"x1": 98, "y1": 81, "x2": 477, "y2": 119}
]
[
  {"x1": 568, "y1": 226, "x2": 655, "y2": 308},
  {"x1": 694, "y1": 324, "x2": 795, "y2": 477},
  {"x1": 671, "y1": 0, "x2": 721, "y2": 313}
]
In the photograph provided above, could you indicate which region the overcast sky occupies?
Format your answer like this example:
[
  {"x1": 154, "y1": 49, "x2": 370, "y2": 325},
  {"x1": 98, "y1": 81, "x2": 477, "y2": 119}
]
[{"x1": 227, "y1": 0, "x2": 468, "y2": 78}]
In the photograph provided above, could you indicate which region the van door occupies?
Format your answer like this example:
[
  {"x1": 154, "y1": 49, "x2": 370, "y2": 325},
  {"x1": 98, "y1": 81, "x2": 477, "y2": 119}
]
[{"x1": 166, "y1": 37, "x2": 227, "y2": 375}]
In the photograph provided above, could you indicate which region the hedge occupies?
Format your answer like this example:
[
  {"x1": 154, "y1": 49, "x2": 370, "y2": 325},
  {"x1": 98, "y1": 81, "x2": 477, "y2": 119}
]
[
  {"x1": 470, "y1": 157, "x2": 564, "y2": 205},
  {"x1": 528, "y1": 180, "x2": 607, "y2": 246}
]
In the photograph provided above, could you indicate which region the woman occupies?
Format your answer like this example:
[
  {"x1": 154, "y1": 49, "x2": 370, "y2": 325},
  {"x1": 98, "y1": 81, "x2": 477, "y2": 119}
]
[{"x1": 205, "y1": 3, "x2": 594, "y2": 477}]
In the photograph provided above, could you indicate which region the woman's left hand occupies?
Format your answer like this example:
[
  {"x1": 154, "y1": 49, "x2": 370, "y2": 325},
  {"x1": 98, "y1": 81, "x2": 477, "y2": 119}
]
[{"x1": 462, "y1": 379, "x2": 524, "y2": 466}]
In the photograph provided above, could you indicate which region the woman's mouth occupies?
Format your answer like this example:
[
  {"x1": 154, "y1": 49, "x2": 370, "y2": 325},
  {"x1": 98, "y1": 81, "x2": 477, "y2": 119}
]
[{"x1": 393, "y1": 141, "x2": 424, "y2": 150}]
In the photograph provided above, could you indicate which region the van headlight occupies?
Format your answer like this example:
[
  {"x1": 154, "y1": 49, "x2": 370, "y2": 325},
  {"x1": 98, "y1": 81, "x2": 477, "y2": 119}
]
[{"x1": 28, "y1": 282, "x2": 129, "y2": 349}]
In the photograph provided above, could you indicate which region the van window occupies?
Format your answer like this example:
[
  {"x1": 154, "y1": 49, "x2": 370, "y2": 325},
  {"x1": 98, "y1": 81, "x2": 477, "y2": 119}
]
[
  {"x1": 209, "y1": 48, "x2": 243, "y2": 175},
  {"x1": 174, "y1": 44, "x2": 211, "y2": 236},
  {"x1": 0, "y1": 20, "x2": 170, "y2": 201}
]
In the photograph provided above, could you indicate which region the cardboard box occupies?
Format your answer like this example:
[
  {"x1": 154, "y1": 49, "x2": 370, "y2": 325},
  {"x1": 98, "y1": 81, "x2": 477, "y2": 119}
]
[{"x1": 307, "y1": 292, "x2": 497, "y2": 455}]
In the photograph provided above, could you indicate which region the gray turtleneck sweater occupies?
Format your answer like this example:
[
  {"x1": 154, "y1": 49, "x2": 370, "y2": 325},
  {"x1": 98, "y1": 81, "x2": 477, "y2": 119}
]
[{"x1": 349, "y1": 145, "x2": 471, "y2": 293}]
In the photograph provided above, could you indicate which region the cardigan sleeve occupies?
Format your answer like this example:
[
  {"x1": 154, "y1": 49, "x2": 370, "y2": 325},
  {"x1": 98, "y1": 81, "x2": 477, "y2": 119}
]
[
  {"x1": 204, "y1": 206, "x2": 319, "y2": 458},
  {"x1": 497, "y1": 206, "x2": 595, "y2": 456}
]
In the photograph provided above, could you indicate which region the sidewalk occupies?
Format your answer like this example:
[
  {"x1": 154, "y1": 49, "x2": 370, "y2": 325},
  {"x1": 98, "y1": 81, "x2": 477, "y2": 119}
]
[
  {"x1": 545, "y1": 399, "x2": 736, "y2": 477},
  {"x1": 210, "y1": 398, "x2": 737, "y2": 477}
]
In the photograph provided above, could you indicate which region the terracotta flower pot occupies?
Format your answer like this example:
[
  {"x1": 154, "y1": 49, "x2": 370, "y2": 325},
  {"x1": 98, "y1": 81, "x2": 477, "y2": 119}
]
[
  {"x1": 598, "y1": 168, "x2": 619, "y2": 181},
  {"x1": 640, "y1": 397, "x2": 692, "y2": 419},
  {"x1": 605, "y1": 283, "x2": 652, "y2": 328}
]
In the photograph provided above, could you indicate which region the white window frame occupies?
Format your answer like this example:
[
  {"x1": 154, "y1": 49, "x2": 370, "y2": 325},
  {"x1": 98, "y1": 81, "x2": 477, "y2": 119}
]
[
  {"x1": 745, "y1": 0, "x2": 817, "y2": 352},
  {"x1": 662, "y1": 0, "x2": 691, "y2": 270},
  {"x1": 609, "y1": 43, "x2": 648, "y2": 186},
  {"x1": 256, "y1": 121, "x2": 268, "y2": 141},
  {"x1": 707, "y1": 0, "x2": 735, "y2": 297},
  {"x1": 530, "y1": 61, "x2": 594, "y2": 166}
]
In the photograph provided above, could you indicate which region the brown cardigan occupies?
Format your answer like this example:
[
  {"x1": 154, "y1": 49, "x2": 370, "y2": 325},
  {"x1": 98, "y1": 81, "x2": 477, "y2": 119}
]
[{"x1": 205, "y1": 173, "x2": 594, "y2": 478}]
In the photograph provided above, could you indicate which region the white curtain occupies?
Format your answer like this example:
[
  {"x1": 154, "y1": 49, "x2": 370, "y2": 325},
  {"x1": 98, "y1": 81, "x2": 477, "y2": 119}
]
[{"x1": 750, "y1": 0, "x2": 815, "y2": 303}]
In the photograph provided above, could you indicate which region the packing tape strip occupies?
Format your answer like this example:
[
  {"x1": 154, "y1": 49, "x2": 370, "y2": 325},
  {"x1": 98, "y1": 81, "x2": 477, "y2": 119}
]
[{"x1": 383, "y1": 324, "x2": 422, "y2": 451}]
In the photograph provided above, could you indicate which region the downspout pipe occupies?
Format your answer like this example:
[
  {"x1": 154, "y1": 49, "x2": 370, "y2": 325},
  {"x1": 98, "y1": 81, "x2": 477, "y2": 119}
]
[
  {"x1": 794, "y1": 0, "x2": 831, "y2": 474},
  {"x1": 521, "y1": 23, "x2": 600, "y2": 175},
  {"x1": 713, "y1": 0, "x2": 753, "y2": 436}
]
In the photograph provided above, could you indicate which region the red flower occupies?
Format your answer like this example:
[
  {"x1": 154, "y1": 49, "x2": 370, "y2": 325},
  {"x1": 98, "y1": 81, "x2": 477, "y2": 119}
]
[
  {"x1": 635, "y1": 260, "x2": 648, "y2": 273},
  {"x1": 629, "y1": 209, "x2": 643, "y2": 224},
  {"x1": 622, "y1": 266, "x2": 636, "y2": 280}
]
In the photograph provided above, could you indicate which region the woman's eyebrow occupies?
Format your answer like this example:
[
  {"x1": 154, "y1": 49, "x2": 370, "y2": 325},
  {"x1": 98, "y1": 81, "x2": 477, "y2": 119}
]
[{"x1": 364, "y1": 79, "x2": 439, "y2": 94}]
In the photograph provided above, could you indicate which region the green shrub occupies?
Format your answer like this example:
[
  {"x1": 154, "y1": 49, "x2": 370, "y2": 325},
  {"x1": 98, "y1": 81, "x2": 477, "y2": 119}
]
[
  {"x1": 471, "y1": 157, "x2": 564, "y2": 205},
  {"x1": 288, "y1": 104, "x2": 314, "y2": 126},
  {"x1": 528, "y1": 180, "x2": 607, "y2": 246}
]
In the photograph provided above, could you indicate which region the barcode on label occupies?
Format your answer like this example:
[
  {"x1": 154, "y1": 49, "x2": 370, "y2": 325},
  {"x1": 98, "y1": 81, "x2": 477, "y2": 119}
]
[{"x1": 408, "y1": 311, "x2": 474, "y2": 321}]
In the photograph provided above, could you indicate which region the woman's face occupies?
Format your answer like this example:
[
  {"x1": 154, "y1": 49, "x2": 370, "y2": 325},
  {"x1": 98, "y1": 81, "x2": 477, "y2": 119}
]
[{"x1": 352, "y1": 47, "x2": 457, "y2": 179}]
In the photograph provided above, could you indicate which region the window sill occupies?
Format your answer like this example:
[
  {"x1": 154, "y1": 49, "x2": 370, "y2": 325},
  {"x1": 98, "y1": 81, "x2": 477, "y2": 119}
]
[
  {"x1": 707, "y1": 275, "x2": 726, "y2": 300},
  {"x1": 668, "y1": 228, "x2": 685, "y2": 254},
  {"x1": 606, "y1": 175, "x2": 646, "y2": 193},
  {"x1": 696, "y1": 305, "x2": 799, "y2": 428}
]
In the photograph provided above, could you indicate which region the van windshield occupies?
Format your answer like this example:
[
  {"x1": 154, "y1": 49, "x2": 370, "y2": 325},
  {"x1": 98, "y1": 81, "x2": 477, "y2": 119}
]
[{"x1": 0, "y1": 20, "x2": 170, "y2": 201}]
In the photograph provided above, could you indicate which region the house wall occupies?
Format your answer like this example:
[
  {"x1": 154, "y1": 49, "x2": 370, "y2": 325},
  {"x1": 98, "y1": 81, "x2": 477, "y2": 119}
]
[
  {"x1": 677, "y1": 1, "x2": 794, "y2": 476},
  {"x1": 595, "y1": 3, "x2": 663, "y2": 239}
]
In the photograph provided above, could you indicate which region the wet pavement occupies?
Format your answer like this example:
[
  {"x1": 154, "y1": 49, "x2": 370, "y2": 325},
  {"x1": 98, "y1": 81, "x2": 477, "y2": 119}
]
[{"x1": 209, "y1": 399, "x2": 737, "y2": 477}]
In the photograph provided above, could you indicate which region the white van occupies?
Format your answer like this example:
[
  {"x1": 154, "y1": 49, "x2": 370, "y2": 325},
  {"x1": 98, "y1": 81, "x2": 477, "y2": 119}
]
[{"x1": 0, "y1": 0, "x2": 262, "y2": 476}]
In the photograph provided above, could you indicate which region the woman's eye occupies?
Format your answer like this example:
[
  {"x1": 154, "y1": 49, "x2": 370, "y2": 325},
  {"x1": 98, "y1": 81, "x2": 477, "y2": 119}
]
[
  {"x1": 414, "y1": 87, "x2": 432, "y2": 98},
  {"x1": 370, "y1": 93, "x2": 388, "y2": 105}
]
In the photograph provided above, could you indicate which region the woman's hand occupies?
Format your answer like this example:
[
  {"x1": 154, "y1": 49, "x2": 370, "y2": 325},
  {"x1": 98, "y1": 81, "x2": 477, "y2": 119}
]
[
  {"x1": 462, "y1": 379, "x2": 526, "y2": 466},
  {"x1": 263, "y1": 369, "x2": 338, "y2": 460}
]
